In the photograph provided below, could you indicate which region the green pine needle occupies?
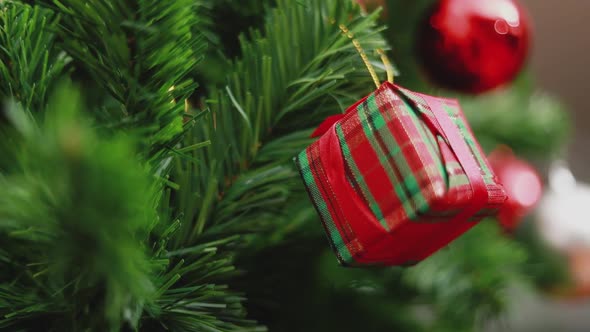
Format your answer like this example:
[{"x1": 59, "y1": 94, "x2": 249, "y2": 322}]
[
  {"x1": 37, "y1": 0, "x2": 207, "y2": 156},
  {"x1": 0, "y1": 2, "x2": 69, "y2": 111}
]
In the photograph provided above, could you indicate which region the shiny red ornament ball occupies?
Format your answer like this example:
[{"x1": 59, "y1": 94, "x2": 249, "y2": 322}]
[
  {"x1": 417, "y1": 0, "x2": 531, "y2": 93},
  {"x1": 488, "y1": 147, "x2": 542, "y2": 232}
]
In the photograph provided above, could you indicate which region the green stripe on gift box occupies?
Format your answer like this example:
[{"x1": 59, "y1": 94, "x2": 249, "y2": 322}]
[
  {"x1": 444, "y1": 104, "x2": 495, "y2": 182},
  {"x1": 366, "y1": 97, "x2": 425, "y2": 215},
  {"x1": 403, "y1": 98, "x2": 447, "y2": 212},
  {"x1": 296, "y1": 148, "x2": 353, "y2": 264},
  {"x1": 356, "y1": 95, "x2": 416, "y2": 225},
  {"x1": 336, "y1": 124, "x2": 387, "y2": 227}
]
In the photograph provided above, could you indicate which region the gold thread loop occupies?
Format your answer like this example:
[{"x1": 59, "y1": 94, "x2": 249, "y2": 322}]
[
  {"x1": 338, "y1": 24, "x2": 380, "y2": 88},
  {"x1": 377, "y1": 48, "x2": 394, "y2": 84}
]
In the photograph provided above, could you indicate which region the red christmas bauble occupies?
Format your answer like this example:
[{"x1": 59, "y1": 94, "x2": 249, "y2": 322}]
[
  {"x1": 417, "y1": 0, "x2": 531, "y2": 93},
  {"x1": 489, "y1": 147, "x2": 542, "y2": 232}
]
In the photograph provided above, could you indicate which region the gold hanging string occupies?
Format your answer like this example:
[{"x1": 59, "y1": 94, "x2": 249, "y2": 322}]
[
  {"x1": 338, "y1": 24, "x2": 380, "y2": 88},
  {"x1": 377, "y1": 48, "x2": 394, "y2": 84}
]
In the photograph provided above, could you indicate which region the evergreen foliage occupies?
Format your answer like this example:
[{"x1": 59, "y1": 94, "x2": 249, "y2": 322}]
[
  {"x1": 0, "y1": 3, "x2": 68, "y2": 111},
  {"x1": 35, "y1": 0, "x2": 206, "y2": 157},
  {"x1": 0, "y1": 0, "x2": 571, "y2": 331},
  {"x1": 0, "y1": 85, "x2": 156, "y2": 331}
]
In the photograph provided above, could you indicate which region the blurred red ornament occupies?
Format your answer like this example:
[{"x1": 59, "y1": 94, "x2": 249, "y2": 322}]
[
  {"x1": 489, "y1": 147, "x2": 542, "y2": 232},
  {"x1": 417, "y1": 0, "x2": 531, "y2": 93},
  {"x1": 356, "y1": 0, "x2": 387, "y2": 18}
]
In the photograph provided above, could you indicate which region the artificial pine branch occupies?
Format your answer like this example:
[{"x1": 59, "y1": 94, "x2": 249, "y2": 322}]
[
  {"x1": 462, "y1": 87, "x2": 570, "y2": 157},
  {"x1": 173, "y1": 0, "x2": 389, "y2": 246},
  {"x1": 0, "y1": 1, "x2": 260, "y2": 330},
  {"x1": 404, "y1": 221, "x2": 527, "y2": 330},
  {"x1": 0, "y1": 2, "x2": 69, "y2": 112},
  {"x1": 0, "y1": 85, "x2": 157, "y2": 331},
  {"x1": 35, "y1": 0, "x2": 207, "y2": 157}
]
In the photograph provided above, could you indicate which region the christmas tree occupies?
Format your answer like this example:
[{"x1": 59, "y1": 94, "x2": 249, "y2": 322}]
[{"x1": 0, "y1": 0, "x2": 571, "y2": 331}]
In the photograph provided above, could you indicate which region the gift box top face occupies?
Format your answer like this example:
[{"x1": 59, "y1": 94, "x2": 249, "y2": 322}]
[{"x1": 295, "y1": 83, "x2": 505, "y2": 264}]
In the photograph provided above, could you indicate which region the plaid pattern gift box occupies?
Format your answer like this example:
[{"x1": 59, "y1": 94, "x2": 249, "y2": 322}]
[{"x1": 295, "y1": 82, "x2": 506, "y2": 266}]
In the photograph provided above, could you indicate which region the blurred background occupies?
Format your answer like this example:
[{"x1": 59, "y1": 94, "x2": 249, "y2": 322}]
[
  {"x1": 489, "y1": 1, "x2": 590, "y2": 331},
  {"x1": 523, "y1": 0, "x2": 590, "y2": 180}
]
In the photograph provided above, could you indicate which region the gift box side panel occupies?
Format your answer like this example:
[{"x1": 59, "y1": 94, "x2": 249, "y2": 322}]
[
  {"x1": 295, "y1": 127, "x2": 406, "y2": 266},
  {"x1": 295, "y1": 140, "x2": 357, "y2": 265}
]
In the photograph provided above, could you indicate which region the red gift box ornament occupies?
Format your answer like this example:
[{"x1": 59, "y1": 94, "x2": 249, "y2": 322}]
[
  {"x1": 296, "y1": 27, "x2": 506, "y2": 266},
  {"x1": 297, "y1": 83, "x2": 506, "y2": 266}
]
